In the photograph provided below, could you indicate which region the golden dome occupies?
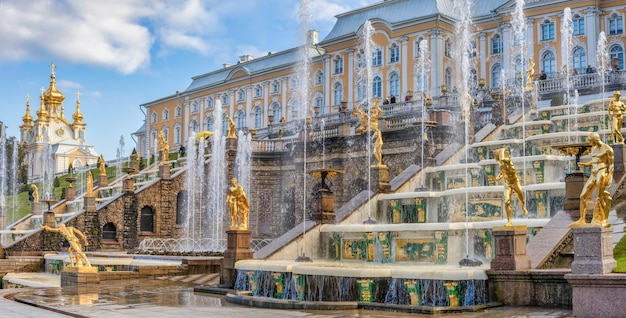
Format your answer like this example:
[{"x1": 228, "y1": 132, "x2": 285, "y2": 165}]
[
  {"x1": 43, "y1": 62, "x2": 65, "y2": 116},
  {"x1": 22, "y1": 95, "x2": 33, "y2": 125},
  {"x1": 72, "y1": 91, "x2": 84, "y2": 125},
  {"x1": 36, "y1": 91, "x2": 49, "y2": 122}
]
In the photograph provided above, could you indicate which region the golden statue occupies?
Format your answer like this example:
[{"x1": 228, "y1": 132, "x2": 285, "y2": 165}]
[
  {"x1": 86, "y1": 171, "x2": 94, "y2": 197},
  {"x1": 492, "y1": 148, "x2": 529, "y2": 226},
  {"x1": 98, "y1": 155, "x2": 106, "y2": 176},
  {"x1": 372, "y1": 128, "x2": 384, "y2": 166},
  {"x1": 41, "y1": 224, "x2": 92, "y2": 267},
  {"x1": 158, "y1": 131, "x2": 169, "y2": 165},
  {"x1": 352, "y1": 99, "x2": 382, "y2": 134},
  {"x1": 226, "y1": 115, "x2": 237, "y2": 138},
  {"x1": 30, "y1": 184, "x2": 39, "y2": 203},
  {"x1": 571, "y1": 132, "x2": 614, "y2": 227},
  {"x1": 525, "y1": 58, "x2": 535, "y2": 91},
  {"x1": 227, "y1": 178, "x2": 249, "y2": 230},
  {"x1": 608, "y1": 91, "x2": 626, "y2": 144}
]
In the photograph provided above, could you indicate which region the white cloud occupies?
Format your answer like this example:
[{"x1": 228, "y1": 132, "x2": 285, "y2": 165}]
[{"x1": 56, "y1": 79, "x2": 82, "y2": 92}]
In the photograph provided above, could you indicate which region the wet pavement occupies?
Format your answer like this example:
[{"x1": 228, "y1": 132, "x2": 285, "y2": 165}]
[{"x1": 0, "y1": 278, "x2": 574, "y2": 318}]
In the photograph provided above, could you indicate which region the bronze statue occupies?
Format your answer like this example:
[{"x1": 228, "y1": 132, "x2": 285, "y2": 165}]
[
  {"x1": 492, "y1": 148, "x2": 529, "y2": 226},
  {"x1": 30, "y1": 184, "x2": 39, "y2": 203},
  {"x1": 226, "y1": 115, "x2": 237, "y2": 138},
  {"x1": 571, "y1": 132, "x2": 614, "y2": 227},
  {"x1": 158, "y1": 131, "x2": 169, "y2": 164},
  {"x1": 98, "y1": 154, "x2": 106, "y2": 176},
  {"x1": 86, "y1": 171, "x2": 94, "y2": 197},
  {"x1": 41, "y1": 224, "x2": 91, "y2": 267},
  {"x1": 227, "y1": 178, "x2": 249, "y2": 230},
  {"x1": 352, "y1": 99, "x2": 382, "y2": 134},
  {"x1": 608, "y1": 91, "x2": 626, "y2": 144},
  {"x1": 525, "y1": 58, "x2": 535, "y2": 91},
  {"x1": 372, "y1": 128, "x2": 384, "y2": 166}
]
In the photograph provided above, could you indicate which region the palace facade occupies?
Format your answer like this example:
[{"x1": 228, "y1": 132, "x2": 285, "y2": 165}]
[{"x1": 135, "y1": 0, "x2": 626, "y2": 157}]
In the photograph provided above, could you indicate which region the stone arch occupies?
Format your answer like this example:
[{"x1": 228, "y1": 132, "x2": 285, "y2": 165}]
[
  {"x1": 102, "y1": 222, "x2": 117, "y2": 241},
  {"x1": 140, "y1": 206, "x2": 154, "y2": 232}
]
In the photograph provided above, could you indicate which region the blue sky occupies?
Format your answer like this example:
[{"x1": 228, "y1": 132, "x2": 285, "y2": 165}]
[{"x1": 0, "y1": 0, "x2": 377, "y2": 159}]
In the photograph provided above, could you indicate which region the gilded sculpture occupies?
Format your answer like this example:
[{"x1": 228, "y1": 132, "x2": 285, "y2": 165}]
[
  {"x1": 158, "y1": 131, "x2": 169, "y2": 164},
  {"x1": 525, "y1": 58, "x2": 535, "y2": 91},
  {"x1": 41, "y1": 224, "x2": 92, "y2": 267},
  {"x1": 608, "y1": 91, "x2": 626, "y2": 144},
  {"x1": 30, "y1": 184, "x2": 39, "y2": 203},
  {"x1": 86, "y1": 171, "x2": 94, "y2": 197},
  {"x1": 226, "y1": 115, "x2": 237, "y2": 139},
  {"x1": 227, "y1": 178, "x2": 249, "y2": 230},
  {"x1": 492, "y1": 148, "x2": 529, "y2": 226},
  {"x1": 98, "y1": 154, "x2": 106, "y2": 176},
  {"x1": 571, "y1": 132, "x2": 614, "y2": 227},
  {"x1": 372, "y1": 128, "x2": 384, "y2": 167},
  {"x1": 353, "y1": 98, "x2": 382, "y2": 134}
]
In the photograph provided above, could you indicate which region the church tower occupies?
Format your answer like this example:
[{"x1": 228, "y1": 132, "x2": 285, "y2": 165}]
[{"x1": 20, "y1": 63, "x2": 99, "y2": 184}]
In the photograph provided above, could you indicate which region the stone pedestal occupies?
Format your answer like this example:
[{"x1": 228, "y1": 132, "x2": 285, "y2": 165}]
[
  {"x1": 570, "y1": 226, "x2": 616, "y2": 274},
  {"x1": 612, "y1": 144, "x2": 626, "y2": 173},
  {"x1": 566, "y1": 273, "x2": 626, "y2": 318},
  {"x1": 84, "y1": 196, "x2": 96, "y2": 212},
  {"x1": 221, "y1": 229, "x2": 253, "y2": 287},
  {"x1": 564, "y1": 172, "x2": 586, "y2": 211},
  {"x1": 123, "y1": 178, "x2": 134, "y2": 193},
  {"x1": 226, "y1": 137, "x2": 238, "y2": 151},
  {"x1": 369, "y1": 164, "x2": 391, "y2": 193},
  {"x1": 98, "y1": 174, "x2": 108, "y2": 187},
  {"x1": 158, "y1": 164, "x2": 171, "y2": 180},
  {"x1": 311, "y1": 190, "x2": 336, "y2": 224},
  {"x1": 43, "y1": 211, "x2": 56, "y2": 227},
  {"x1": 31, "y1": 202, "x2": 42, "y2": 215},
  {"x1": 490, "y1": 225, "x2": 530, "y2": 270},
  {"x1": 65, "y1": 187, "x2": 75, "y2": 201},
  {"x1": 61, "y1": 266, "x2": 99, "y2": 286}
]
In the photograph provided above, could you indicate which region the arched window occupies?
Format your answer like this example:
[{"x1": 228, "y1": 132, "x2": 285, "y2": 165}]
[
  {"x1": 140, "y1": 206, "x2": 154, "y2": 232},
  {"x1": 272, "y1": 81, "x2": 280, "y2": 94},
  {"x1": 610, "y1": 45, "x2": 624, "y2": 71},
  {"x1": 573, "y1": 47, "x2": 586, "y2": 74},
  {"x1": 254, "y1": 107, "x2": 262, "y2": 128},
  {"x1": 542, "y1": 51, "x2": 556, "y2": 76},
  {"x1": 315, "y1": 97, "x2": 324, "y2": 114},
  {"x1": 174, "y1": 124, "x2": 181, "y2": 144},
  {"x1": 102, "y1": 223, "x2": 117, "y2": 240},
  {"x1": 444, "y1": 68, "x2": 452, "y2": 89},
  {"x1": 372, "y1": 48, "x2": 382, "y2": 66},
  {"x1": 272, "y1": 103, "x2": 281, "y2": 123},
  {"x1": 235, "y1": 110, "x2": 245, "y2": 129},
  {"x1": 207, "y1": 98, "x2": 214, "y2": 109},
  {"x1": 189, "y1": 120, "x2": 198, "y2": 135},
  {"x1": 206, "y1": 116, "x2": 214, "y2": 132},
  {"x1": 192, "y1": 101, "x2": 198, "y2": 113},
  {"x1": 445, "y1": 38, "x2": 452, "y2": 58},
  {"x1": 176, "y1": 191, "x2": 187, "y2": 225},
  {"x1": 541, "y1": 20, "x2": 555, "y2": 40},
  {"x1": 357, "y1": 80, "x2": 366, "y2": 102},
  {"x1": 289, "y1": 99, "x2": 299, "y2": 119},
  {"x1": 372, "y1": 76, "x2": 382, "y2": 98},
  {"x1": 237, "y1": 89, "x2": 246, "y2": 101},
  {"x1": 491, "y1": 34, "x2": 502, "y2": 54},
  {"x1": 334, "y1": 56, "x2": 344, "y2": 74},
  {"x1": 151, "y1": 112, "x2": 157, "y2": 123},
  {"x1": 389, "y1": 43, "x2": 399, "y2": 63},
  {"x1": 162, "y1": 128, "x2": 169, "y2": 142},
  {"x1": 315, "y1": 70, "x2": 324, "y2": 85},
  {"x1": 333, "y1": 83, "x2": 343, "y2": 106},
  {"x1": 609, "y1": 13, "x2": 624, "y2": 35},
  {"x1": 222, "y1": 94, "x2": 229, "y2": 105},
  {"x1": 162, "y1": 109, "x2": 169, "y2": 121},
  {"x1": 255, "y1": 85, "x2": 263, "y2": 97},
  {"x1": 414, "y1": 38, "x2": 424, "y2": 58},
  {"x1": 175, "y1": 105, "x2": 182, "y2": 118},
  {"x1": 491, "y1": 64, "x2": 502, "y2": 88},
  {"x1": 222, "y1": 116, "x2": 228, "y2": 135},
  {"x1": 290, "y1": 77, "x2": 299, "y2": 90},
  {"x1": 389, "y1": 72, "x2": 399, "y2": 97}
]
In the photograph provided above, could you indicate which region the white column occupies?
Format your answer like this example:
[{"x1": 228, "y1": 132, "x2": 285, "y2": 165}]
[
  {"x1": 586, "y1": 7, "x2": 598, "y2": 67},
  {"x1": 323, "y1": 55, "x2": 331, "y2": 107},
  {"x1": 526, "y1": 18, "x2": 535, "y2": 59},
  {"x1": 479, "y1": 32, "x2": 487, "y2": 80},
  {"x1": 347, "y1": 49, "x2": 354, "y2": 106},
  {"x1": 401, "y1": 36, "x2": 408, "y2": 99},
  {"x1": 183, "y1": 96, "x2": 190, "y2": 146},
  {"x1": 263, "y1": 81, "x2": 269, "y2": 126},
  {"x1": 502, "y1": 23, "x2": 511, "y2": 73},
  {"x1": 429, "y1": 29, "x2": 444, "y2": 97},
  {"x1": 281, "y1": 77, "x2": 287, "y2": 119}
]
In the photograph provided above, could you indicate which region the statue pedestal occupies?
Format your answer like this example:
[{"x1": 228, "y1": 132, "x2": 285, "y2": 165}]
[
  {"x1": 564, "y1": 172, "x2": 586, "y2": 211},
  {"x1": 311, "y1": 190, "x2": 336, "y2": 224},
  {"x1": 221, "y1": 229, "x2": 253, "y2": 287},
  {"x1": 490, "y1": 225, "x2": 530, "y2": 270},
  {"x1": 98, "y1": 174, "x2": 108, "y2": 187},
  {"x1": 31, "y1": 202, "x2": 42, "y2": 215},
  {"x1": 61, "y1": 266, "x2": 99, "y2": 286},
  {"x1": 43, "y1": 211, "x2": 56, "y2": 227},
  {"x1": 370, "y1": 164, "x2": 391, "y2": 193},
  {"x1": 84, "y1": 196, "x2": 96, "y2": 213},
  {"x1": 65, "y1": 187, "x2": 76, "y2": 201},
  {"x1": 226, "y1": 137, "x2": 238, "y2": 151},
  {"x1": 612, "y1": 144, "x2": 626, "y2": 173},
  {"x1": 158, "y1": 165, "x2": 170, "y2": 180},
  {"x1": 123, "y1": 178, "x2": 134, "y2": 193},
  {"x1": 570, "y1": 226, "x2": 616, "y2": 274}
]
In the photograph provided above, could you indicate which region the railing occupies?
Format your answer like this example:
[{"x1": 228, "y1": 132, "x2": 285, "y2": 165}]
[{"x1": 536, "y1": 70, "x2": 626, "y2": 94}]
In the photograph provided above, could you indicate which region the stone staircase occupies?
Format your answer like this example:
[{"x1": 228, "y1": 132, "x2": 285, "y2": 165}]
[
  {"x1": 0, "y1": 256, "x2": 43, "y2": 274},
  {"x1": 156, "y1": 273, "x2": 220, "y2": 286}
]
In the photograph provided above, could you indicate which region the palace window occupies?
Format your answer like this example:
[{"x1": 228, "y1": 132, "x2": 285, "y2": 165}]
[
  {"x1": 175, "y1": 105, "x2": 182, "y2": 118},
  {"x1": 372, "y1": 76, "x2": 382, "y2": 98},
  {"x1": 206, "y1": 116, "x2": 214, "y2": 131},
  {"x1": 151, "y1": 112, "x2": 157, "y2": 123},
  {"x1": 237, "y1": 89, "x2": 245, "y2": 101},
  {"x1": 372, "y1": 48, "x2": 382, "y2": 66},
  {"x1": 414, "y1": 38, "x2": 424, "y2": 58},
  {"x1": 333, "y1": 83, "x2": 343, "y2": 106},
  {"x1": 573, "y1": 47, "x2": 586, "y2": 74},
  {"x1": 491, "y1": 64, "x2": 502, "y2": 88},
  {"x1": 207, "y1": 98, "x2": 213, "y2": 109},
  {"x1": 334, "y1": 56, "x2": 343, "y2": 74},
  {"x1": 573, "y1": 15, "x2": 584, "y2": 35},
  {"x1": 609, "y1": 14, "x2": 624, "y2": 35},
  {"x1": 174, "y1": 124, "x2": 181, "y2": 144},
  {"x1": 541, "y1": 20, "x2": 555, "y2": 41},
  {"x1": 542, "y1": 51, "x2": 556, "y2": 76},
  {"x1": 469, "y1": 40, "x2": 477, "y2": 58},
  {"x1": 315, "y1": 70, "x2": 324, "y2": 85},
  {"x1": 611, "y1": 45, "x2": 624, "y2": 70},
  {"x1": 189, "y1": 120, "x2": 198, "y2": 135},
  {"x1": 389, "y1": 43, "x2": 399, "y2": 63},
  {"x1": 444, "y1": 38, "x2": 452, "y2": 58},
  {"x1": 389, "y1": 72, "x2": 399, "y2": 97},
  {"x1": 255, "y1": 85, "x2": 263, "y2": 98},
  {"x1": 271, "y1": 103, "x2": 281, "y2": 123},
  {"x1": 357, "y1": 80, "x2": 366, "y2": 102},
  {"x1": 222, "y1": 116, "x2": 228, "y2": 136},
  {"x1": 290, "y1": 77, "x2": 299, "y2": 90},
  {"x1": 222, "y1": 94, "x2": 229, "y2": 105},
  {"x1": 271, "y1": 81, "x2": 280, "y2": 94},
  {"x1": 235, "y1": 110, "x2": 245, "y2": 129},
  {"x1": 316, "y1": 97, "x2": 324, "y2": 114},
  {"x1": 491, "y1": 34, "x2": 502, "y2": 54},
  {"x1": 192, "y1": 101, "x2": 198, "y2": 113},
  {"x1": 444, "y1": 68, "x2": 452, "y2": 89},
  {"x1": 162, "y1": 109, "x2": 169, "y2": 121},
  {"x1": 254, "y1": 107, "x2": 262, "y2": 128}
]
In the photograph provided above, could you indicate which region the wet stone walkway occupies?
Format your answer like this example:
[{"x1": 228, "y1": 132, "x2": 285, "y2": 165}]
[{"x1": 2, "y1": 279, "x2": 573, "y2": 318}]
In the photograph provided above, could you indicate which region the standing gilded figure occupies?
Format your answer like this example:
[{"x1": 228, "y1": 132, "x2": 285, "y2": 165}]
[
  {"x1": 492, "y1": 148, "x2": 529, "y2": 226},
  {"x1": 608, "y1": 91, "x2": 626, "y2": 144},
  {"x1": 227, "y1": 178, "x2": 249, "y2": 230}
]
